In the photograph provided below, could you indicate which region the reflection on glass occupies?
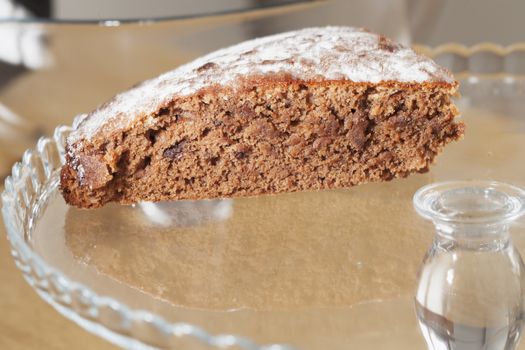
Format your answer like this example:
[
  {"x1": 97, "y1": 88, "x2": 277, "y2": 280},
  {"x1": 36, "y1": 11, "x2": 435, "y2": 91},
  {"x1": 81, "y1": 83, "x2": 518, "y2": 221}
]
[
  {"x1": 139, "y1": 199, "x2": 233, "y2": 227},
  {"x1": 414, "y1": 181, "x2": 525, "y2": 350}
]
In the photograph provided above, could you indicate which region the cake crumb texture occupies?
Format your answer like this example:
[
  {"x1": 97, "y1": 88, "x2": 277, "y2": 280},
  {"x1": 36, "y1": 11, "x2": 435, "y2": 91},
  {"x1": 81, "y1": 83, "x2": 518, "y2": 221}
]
[{"x1": 60, "y1": 27, "x2": 463, "y2": 208}]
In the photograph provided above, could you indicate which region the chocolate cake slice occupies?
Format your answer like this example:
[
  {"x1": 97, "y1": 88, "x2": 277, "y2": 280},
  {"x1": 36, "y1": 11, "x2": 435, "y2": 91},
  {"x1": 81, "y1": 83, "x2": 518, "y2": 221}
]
[{"x1": 60, "y1": 27, "x2": 464, "y2": 209}]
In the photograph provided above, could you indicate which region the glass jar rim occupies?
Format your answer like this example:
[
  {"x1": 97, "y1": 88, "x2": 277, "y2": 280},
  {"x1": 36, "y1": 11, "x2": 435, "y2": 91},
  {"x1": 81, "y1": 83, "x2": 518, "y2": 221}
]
[{"x1": 413, "y1": 180, "x2": 525, "y2": 225}]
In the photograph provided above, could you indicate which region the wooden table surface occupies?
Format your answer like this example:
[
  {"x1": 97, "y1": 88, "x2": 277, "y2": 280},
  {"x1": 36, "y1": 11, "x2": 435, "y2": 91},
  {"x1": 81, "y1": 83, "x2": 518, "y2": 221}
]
[{"x1": 0, "y1": 204, "x2": 116, "y2": 349}]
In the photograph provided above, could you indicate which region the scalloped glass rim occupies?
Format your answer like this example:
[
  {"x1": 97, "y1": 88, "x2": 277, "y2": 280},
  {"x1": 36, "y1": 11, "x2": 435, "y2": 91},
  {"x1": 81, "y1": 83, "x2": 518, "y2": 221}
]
[
  {"x1": 414, "y1": 42, "x2": 525, "y2": 79},
  {"x1": 0, "y1": 0, "x2": 317, "y2": 25},
  {"x1": 2, "y1": 44, "x2": 525, "y2": 350}
]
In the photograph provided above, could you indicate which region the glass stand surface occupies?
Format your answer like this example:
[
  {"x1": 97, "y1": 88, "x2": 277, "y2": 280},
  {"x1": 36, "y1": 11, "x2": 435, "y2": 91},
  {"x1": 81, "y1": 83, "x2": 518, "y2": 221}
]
[{"x1": 3, "y1": 66, "x2": 525, "y2": 349}]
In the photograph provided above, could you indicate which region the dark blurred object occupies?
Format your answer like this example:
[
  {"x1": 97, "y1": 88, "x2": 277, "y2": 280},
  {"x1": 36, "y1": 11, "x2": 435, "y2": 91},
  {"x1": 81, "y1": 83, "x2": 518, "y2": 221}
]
[
  {"x1": 0, "y1": 63, "x2": 25, "y2": 88},
  {"x1": 0, "y1": 0, "x2": 50, "y2": 88},
  {"x1": 0, "y1": 0, "x2": 48, "y2": 177},
  {"x1": 15, "y1": 0, "x2": 51, "y2": 17}
]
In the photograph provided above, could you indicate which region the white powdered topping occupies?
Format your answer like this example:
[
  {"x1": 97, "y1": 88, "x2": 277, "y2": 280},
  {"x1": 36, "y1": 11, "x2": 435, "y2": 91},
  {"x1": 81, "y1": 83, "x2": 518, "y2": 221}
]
[{"x1": 69, "y1": 26, "x2": 454, "y2": 143}]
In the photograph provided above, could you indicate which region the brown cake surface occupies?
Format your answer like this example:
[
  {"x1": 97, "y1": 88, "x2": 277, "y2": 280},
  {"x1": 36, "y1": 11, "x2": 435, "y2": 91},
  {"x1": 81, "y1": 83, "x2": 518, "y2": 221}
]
[{"x1": 60, "y1": 27, "x2": 464, "y2": 208}]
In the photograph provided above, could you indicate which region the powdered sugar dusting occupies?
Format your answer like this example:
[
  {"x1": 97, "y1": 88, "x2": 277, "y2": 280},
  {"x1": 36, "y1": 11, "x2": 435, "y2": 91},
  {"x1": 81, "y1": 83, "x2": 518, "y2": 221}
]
[{"x1": 69, "y1": 26, "x2": 454, "y2": 143}]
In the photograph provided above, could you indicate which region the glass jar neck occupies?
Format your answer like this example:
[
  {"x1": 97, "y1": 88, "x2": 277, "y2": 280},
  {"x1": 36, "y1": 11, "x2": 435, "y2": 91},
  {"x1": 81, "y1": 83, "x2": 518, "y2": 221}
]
[{"x1": 432, "y1": 220, "x2": 510, "y2": 251}]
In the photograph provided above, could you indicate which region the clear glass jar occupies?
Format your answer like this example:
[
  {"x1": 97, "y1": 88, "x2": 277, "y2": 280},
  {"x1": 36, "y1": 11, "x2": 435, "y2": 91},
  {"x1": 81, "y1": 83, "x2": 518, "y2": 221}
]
[{"x1": 414, "y1": 181, "x2": 525, "y2": 350}]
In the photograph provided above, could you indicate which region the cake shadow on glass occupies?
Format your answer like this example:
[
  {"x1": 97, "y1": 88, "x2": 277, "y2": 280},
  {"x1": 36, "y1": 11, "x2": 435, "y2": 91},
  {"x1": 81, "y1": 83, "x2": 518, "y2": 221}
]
[
  {"x1": 414, "y1": 181, "x2": 525, "y2": 350},
  {"x1": 63, "y1": 177, "x2": 431, "y2": 311},
  {"x1": 57, "y1": 176, "x2": 435, "y2": 348}
]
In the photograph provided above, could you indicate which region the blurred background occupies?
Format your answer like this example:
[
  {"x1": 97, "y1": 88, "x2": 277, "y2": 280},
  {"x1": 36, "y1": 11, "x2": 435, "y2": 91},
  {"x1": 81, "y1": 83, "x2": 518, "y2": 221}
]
[
  {"x1": 1, "y1": 0, "x2": 525, "y2": 177},
  {"x1": 0, "y1": 0, "x2": 524, "y2": 173}
]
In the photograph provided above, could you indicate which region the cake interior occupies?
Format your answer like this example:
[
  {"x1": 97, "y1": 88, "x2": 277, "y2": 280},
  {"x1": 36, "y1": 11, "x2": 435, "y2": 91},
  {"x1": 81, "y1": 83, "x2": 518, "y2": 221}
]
[{"x1": 61, "y1": 81, "x2": 463, "y2": 208}]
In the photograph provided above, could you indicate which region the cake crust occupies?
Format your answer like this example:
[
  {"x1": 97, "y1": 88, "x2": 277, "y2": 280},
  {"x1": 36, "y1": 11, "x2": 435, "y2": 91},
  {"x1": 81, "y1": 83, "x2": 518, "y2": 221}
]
[
  {"x1": 60, "y1": 27, "x2": 463, "y2": 208},
  {"x1": 68, "y1": 27, "x2": 455, "y2": 145}
]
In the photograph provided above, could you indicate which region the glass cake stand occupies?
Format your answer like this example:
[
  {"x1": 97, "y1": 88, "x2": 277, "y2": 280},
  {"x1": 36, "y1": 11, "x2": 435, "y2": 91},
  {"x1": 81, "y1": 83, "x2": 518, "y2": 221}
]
[{"x1": 3, "y1": 45, "x2": 525, "y2": 350}]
